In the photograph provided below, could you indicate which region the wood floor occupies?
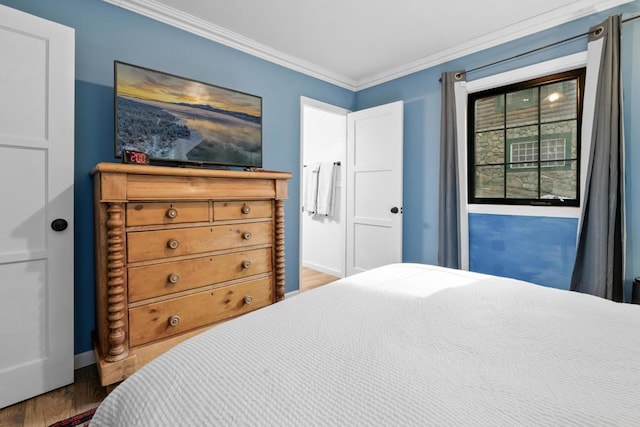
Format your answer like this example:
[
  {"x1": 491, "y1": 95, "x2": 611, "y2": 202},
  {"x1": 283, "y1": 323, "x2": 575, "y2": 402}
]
[
  {"x1": 300, "y1": 267, "x2": 340, "y2": 291},
  {"x1": 0, "y1": 365, "x2": 106, "y2": 427},
  {"x1": 1, "y1": 269, "x2": 337, "y2": 426}
]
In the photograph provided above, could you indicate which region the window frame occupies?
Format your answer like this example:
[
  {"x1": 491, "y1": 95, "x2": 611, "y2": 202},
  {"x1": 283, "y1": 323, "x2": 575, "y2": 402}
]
[{"x1": 467, "y1": 68, "x2": 586, "y2": 207}]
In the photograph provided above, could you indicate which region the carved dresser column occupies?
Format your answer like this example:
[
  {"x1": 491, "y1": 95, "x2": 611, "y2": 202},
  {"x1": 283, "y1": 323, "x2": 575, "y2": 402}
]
[
  {"x1": 274, "y1": 199, "x2": 286, "y2": 301},
  {"x1": 105, "y1": 203, "x2": 128, "y2": 361}
]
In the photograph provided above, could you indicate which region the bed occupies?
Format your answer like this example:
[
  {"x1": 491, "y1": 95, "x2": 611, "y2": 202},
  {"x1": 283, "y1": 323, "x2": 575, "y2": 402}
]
[{"x1": 90, "y1": 263, "x2": 640, "y2": 426}]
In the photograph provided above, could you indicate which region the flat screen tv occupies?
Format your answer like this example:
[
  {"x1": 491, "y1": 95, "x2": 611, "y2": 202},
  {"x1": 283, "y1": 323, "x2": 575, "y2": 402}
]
[{"x1": 114, "y1": 61, "x2": 262, "y2": 168}]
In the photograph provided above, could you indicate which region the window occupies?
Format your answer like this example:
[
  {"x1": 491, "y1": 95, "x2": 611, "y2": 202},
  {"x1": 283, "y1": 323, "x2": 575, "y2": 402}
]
[{"x1": 468, "y1": 69, "x2": 585, "y2": 206}]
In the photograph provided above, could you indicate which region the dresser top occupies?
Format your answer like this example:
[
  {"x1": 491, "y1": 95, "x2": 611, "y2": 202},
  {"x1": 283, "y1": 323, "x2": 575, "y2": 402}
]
[{"x1": 92, "y1": 162, "x2": 292, "y2": 180}]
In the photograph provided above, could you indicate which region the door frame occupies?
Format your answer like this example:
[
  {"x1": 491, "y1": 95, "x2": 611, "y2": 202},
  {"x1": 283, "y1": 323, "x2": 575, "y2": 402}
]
[{"x1": 299, "y1": 97, "x2": 350, "y2": 290}]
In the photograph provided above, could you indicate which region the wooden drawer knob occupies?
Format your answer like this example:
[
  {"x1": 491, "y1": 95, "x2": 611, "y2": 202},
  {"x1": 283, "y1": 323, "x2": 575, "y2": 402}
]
[
  {"x1": 166, "y1": 208, "x2": 178, "y2": 219},
  {"x1": 241, "y1": 204, "x2": 251, "y2": 214},
  {"x1": 242, "y1": 232, "x2": 252, "y2": 241},
  {"x1": 167, "y1": 273, "x2": 180, "y2": 284},
  {"x1": 167, "y1": 239, "x2": 180, "y2": 249},
  {"x1": 168, "y1": 314, "x2": 181, "y2": 327},
  {"x1": 243, "y1": 295, "x2": 253, "y2": 305},
  {"x1": 241, "y1": 260, "x2": 252, "y2": 270}
]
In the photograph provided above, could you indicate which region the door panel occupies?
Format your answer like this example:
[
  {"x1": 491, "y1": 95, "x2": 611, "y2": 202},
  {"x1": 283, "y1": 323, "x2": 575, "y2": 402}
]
[
  {"x1": 0, "y1": 147, "x2": 47, "y2": 254},
  {"x1": 0, "y1": 26, "x2": 47, "y2": 139},
  {"x1": 346, "y1": 101, "x2": 403, "y2": 276},
  {"x1": 353, "y1": 115, "x2": 397, "y2": 169},
  {"x1": 0, "y1": 4, "x2": 74, "y2": 409},
  {"x1": 353, "y1": 224, "x2": 395, "y2": 271},
  {"x1": 0, "y1": 261, "x2": 47, "y2": 371},
  {"x1": 354, "y1": 170, "x2": 393, "y2": 219}
]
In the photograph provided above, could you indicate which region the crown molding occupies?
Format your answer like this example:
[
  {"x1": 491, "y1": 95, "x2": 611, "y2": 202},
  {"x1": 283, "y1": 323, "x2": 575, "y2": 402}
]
[
  {"x1": 103, "y1": 0, "x2": 632, "y2": 92},
  {"x1": 101, "y1": 0, "x2": 358, "y2": 90},
  {"x1": 356, "y1": 0, "x2": 634, "y2": 90}
]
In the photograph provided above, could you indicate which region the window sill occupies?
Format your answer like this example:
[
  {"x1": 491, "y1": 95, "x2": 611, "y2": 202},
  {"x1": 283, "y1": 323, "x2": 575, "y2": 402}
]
[{"x1": 467, "y1": 203, "x2": 580, "y2": 218}]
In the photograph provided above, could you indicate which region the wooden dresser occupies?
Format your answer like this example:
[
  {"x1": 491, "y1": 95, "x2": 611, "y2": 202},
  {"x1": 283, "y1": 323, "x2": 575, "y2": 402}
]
[{"x1": 91, "y1": 162, "x2": 291, "y2": 386}]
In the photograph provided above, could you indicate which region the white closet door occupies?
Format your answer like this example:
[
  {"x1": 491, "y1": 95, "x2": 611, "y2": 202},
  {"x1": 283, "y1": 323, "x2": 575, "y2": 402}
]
[{"x1": 0, "y1": 4, "x2": 75, "y2": 408}]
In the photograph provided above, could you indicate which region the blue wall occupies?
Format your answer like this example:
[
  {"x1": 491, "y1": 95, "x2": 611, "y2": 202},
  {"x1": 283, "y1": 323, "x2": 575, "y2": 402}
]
[
  {"x1": 469, "y1": 214, "x2": 578, "y2": 289},
  {"x1": 356, "y1": 3, "x2": 640, "y2": 301},
  {"x1": 3, "y1": 0, "x2": 639, "y2": 356},
  {"x1": 0, "y1": 0, "x2": 355, "y2": 355}
]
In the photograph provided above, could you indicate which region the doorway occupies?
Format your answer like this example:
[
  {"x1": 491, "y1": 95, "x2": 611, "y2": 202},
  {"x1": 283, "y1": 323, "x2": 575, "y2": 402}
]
[
  {"x1": 298, "y1": 97, "x2": 404, "y2": 292},
  {"x1": 299, "y1": 97, "x2": 348, "y2": 291}
]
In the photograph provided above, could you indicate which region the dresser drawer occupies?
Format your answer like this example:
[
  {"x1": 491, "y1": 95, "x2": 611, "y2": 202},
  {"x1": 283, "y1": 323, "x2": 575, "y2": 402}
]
[
  {"x1": 126, "y1": 201, "x2": 209, "y2": 226},
  {"x1": 213, "y1": 200, "x2": 272, "y2": 221},
  {"x1": 128, "y1": 277, "x2": 273, "y2": 347},
  {"x1": 128, "y1": 247, "x2": 272, "y2": 302},
  {"x1": 127, "y1": 221, "x2": 273, "y2": 263}
]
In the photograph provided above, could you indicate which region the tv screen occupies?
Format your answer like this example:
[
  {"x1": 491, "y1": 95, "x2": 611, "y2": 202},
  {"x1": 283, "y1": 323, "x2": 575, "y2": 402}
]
[{"x1": 114, "y1": 61, "x2": 262, "y2": 168}]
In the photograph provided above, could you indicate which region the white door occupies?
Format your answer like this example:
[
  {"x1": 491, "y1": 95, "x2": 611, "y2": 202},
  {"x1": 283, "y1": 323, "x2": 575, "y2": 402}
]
[
  {"x1": 346, "y1": 101, "x2": 403, "y2": 276},
  {"x1": 0, "y1": 5, "x2": 75, "y2": 408}
]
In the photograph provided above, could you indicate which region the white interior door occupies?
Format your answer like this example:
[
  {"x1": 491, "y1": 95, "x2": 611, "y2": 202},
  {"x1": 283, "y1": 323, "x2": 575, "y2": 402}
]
[
  {"x1": 0, "y1": 4, "x2": 75, "y2": 408},
  {"x1": 346, "y1": 101, "x2": 403, "y2": 276}
]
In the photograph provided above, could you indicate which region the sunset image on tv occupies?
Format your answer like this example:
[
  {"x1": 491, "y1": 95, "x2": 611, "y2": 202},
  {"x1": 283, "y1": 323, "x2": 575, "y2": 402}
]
[{"x1": 115, "y1": 61, "x2": 262, "y2": 167}]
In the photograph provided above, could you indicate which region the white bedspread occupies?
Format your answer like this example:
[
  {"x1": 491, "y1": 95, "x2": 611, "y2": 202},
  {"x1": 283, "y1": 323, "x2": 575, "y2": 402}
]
[{"x1": 90, "y1": 264, "x2": 640, "y2": 426}]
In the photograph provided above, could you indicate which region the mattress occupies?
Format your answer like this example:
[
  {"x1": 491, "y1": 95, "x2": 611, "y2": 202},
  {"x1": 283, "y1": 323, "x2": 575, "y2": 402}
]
[{"x1": 90, "y1": 263, "x2": 640, "y2": 426}]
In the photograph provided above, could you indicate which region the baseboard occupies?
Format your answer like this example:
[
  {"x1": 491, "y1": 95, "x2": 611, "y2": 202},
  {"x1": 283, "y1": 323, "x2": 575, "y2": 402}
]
[
  {"x1": 285, "y1": 290, "x2": 300, "y2": 298},
  {"x1": 74, "y1": 350, "x2": 96, "y2": 370},
  {"x1": 302, "y1": 260, "x2": 342, "y2": 277}
]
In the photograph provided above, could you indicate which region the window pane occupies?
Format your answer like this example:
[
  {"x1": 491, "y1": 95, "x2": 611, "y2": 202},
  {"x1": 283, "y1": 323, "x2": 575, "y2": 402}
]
[
  {"x1": 506, "y1": 88, "x2": 538, "y2": 128},
  {"x1": 509, "y1": 140, "x2": 538, "y2": 168},
  {"x1": 475, "y1": 165, "x2": 504, "y2": 198},
  {"x1": 541, "y1": 121, "x2": 577, "y2": 160},
  {"x1": 541, "y1": 80, "x2": 577, "y2": 123},
  {"x1": 475, "y1": 130, "x2": 504, "y2": 165},
  {"x1": 506, "y1": 126, "x2": 538, "y2": 168},
  {"x1": 506, "y1": 125, "x2": 538, "y2": 143},
  {"x1": 541, "y1": 160, "x2": 577, "y2": 200},
  {"x1": 540, "y1": 139, "x2": 566, "y2": 166},
  {"x1": 475, "y1": 95, "x2": 504, "y2": 132},
  {"x1": 506, "y1": 169, "x2": 538, "y2": 199}
]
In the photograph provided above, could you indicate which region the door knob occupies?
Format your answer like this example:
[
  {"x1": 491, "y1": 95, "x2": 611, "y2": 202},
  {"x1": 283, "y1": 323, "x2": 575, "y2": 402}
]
[
  {"x1": 390, "y1": 207, "x2": 399, "y2": 214},
  {"x1": 51, "y1": 218, "x2": 68, "y2": 232}
]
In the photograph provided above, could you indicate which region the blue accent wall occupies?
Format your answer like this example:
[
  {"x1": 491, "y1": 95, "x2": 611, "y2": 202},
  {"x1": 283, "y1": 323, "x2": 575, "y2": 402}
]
[
  {"x1": 469, "y1": 214, "x2": 578, "y2": 289},
  {"x1": 0, "y1": 0, "x2": 355, "y2": 355},
  {"x1": 356, "y1": 3, "x2": 640, "y2": 302},
  {"x1": 3, "y1": 0, "x2": 639, "y2": 356}
]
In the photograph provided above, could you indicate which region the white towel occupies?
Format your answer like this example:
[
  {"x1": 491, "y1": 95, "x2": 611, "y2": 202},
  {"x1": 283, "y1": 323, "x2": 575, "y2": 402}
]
[
  {"x1": 303, "y1": 163, "x2": 320, "y2": 214},
  {"x1": 315, "y1": 162, "x2": 337, "y2": 216}
]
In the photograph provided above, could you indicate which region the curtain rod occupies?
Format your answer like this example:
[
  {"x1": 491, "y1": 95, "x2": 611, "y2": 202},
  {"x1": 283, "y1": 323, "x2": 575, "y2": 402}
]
[{"x1": 440, "y1": 14, "x2": 640, "y2": 81}]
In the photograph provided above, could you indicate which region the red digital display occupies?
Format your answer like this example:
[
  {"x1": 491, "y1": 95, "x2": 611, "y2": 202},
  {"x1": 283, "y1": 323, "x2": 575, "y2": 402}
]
[{"x1": 123, "y1": 149, "x2": 149, "y2": 164}]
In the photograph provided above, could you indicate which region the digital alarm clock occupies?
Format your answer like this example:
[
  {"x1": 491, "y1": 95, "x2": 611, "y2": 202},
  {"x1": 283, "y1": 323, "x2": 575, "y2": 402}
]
[{"x1": 122, "y1": 149, "x2": 150, "y2": 164}]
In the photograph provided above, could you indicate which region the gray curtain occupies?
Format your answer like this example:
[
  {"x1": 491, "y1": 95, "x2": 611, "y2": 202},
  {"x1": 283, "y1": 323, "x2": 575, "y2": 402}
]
[
  {"x1": 438, "y1": 71, "x2": 466, "y2": 269},
  {"x1": 571, "y1": 16, "x2": 624, "y2": 301}
]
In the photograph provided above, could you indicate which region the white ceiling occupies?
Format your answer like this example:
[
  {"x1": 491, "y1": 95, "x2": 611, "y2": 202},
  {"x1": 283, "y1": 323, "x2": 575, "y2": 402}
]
[{"x1": 104, "y1": 0, "x2": 633, "y2": 90}]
